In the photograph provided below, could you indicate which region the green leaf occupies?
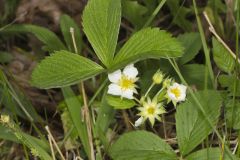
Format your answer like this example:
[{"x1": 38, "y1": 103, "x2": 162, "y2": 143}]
[
  {"x1": 166, "y1": 0, "x2": 192, "y2": 31},
  {"x1": 177, "y1": 32, "x2": 202, "y2": 64},
  {"x1": 60, "y1": 109, "x2": 79, "y2": 150},
  {"x1": 110, "y1": 131, "x2": 177, "y2": 160},
  {"x1": 186, "y1": 148, "x2": 236, "y2": 160},
  {"x1": 0, "y1": 69, "x2": 42, "y2": 122},
  {"x1": 1, "y1": 24, "x2": 66, "y2": 52},
  {"x1": 180, "y1": 64, "x2": 211, "y2": 89},
  {"x1": 60, "y1": 14, "x2": 82, "y2": 53},
  {"x1": 176, "y1": 90, "x2": 222, "y2": 156},
  {"x1": 218, "y1": 75, "x2": 240, "y2": 96},
  {"x1": 0, "y1": 124, "x2": 50, "y2": 154},
  {"x1": 17, "y1": 132, "x2": 52, "y2": 160},
  {"x1": 106, "y1": 95, "x2": 136, "y2": 109},
  {"x1": 82, "y1": 0, "x2": 121, "y2": 67},
  {"x1": 62, "y1": 87, "x2": 91, "y2": 158},
  {"x1": 31, "y1": 50, "x2": 104, "y2": 89},
  {"x1": 95, "y1": 90, "x2": 115, "y2": 148},
  {"x1": 7, "y1": 122, "x2": 52, "y2": 160},
  {"x1": 212, "y1": 37, "x2": 235, "y2": 73},
  {"x1": 205, "y1": 7, "x2": 225, "y2": 37},
  {"x1": 0, "y1": 124, "x2": 19, "y2": 142},
  {"x1": 111, "y1": 28, "x2": 183, "y2": 70},
  {"x1": 225, "y1": 99, "x2": 240, "y2": 130},
  {"x1": 122, "y1": 0, "x2": 148, "y2": 28}
]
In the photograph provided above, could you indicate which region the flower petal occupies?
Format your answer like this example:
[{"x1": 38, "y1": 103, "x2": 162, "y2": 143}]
[
  {"x1": 121, "y1": 89, "x2": 134, "y2": 99},
  {"x1": 108, "y1": 70, "x2": 121, "y2": 83},
  {"x1": 167, "y1": 89, "x2": 178, "y2": 101},
  {"x1": 107, "y1": 83, "x2": 122, "y2": 96},
  {"x1": 134, "y1": 116, "x2": 144, "y2": 127},
  {"x1": 148, "y1": 116, "x2": 155, "y2": 126},
  {"x1": 123, "y1": 64, "x2": 138, "y2": 78}
]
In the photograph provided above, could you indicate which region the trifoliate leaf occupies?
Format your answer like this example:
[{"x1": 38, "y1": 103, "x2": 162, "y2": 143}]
[
  {"x1": 82, "y1": 0, "x2": 121, "y2": 67},
  {"x1": 111, "y1": 28, "x2": 183, "y2": 71},
  {"x1": 31, "y1": 50, "x2": 104, "y2": 89}
]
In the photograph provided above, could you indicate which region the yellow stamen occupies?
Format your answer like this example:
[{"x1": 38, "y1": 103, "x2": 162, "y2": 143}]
[
  {"x1": 119, "y1": 75, "x2": 135, "y2": 90},
  {"x1": 170, "y1": 88, "x2": 181, "y2": 98},
  {"x1": 147, "y1": 107, "x2": 155, "y2": 115}
]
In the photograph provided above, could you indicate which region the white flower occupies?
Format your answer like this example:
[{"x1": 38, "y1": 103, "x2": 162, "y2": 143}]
[
  {"x1": 107, "y1": 64, "x2": 138, "y2": 99},
  {"x1": 134, "y1": 116, "x2": 144, "y2": 127},
  {"x1": 137, "y1": 97, "x2": 166, "y2": 126},
  {"x1": 167, "y1": 82, "x2": 187, "y2": 104}
]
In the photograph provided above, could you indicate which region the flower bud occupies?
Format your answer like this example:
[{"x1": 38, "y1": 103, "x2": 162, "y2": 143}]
[
  {"x1": 0, "y1": 115, "x2": 10, "y2": 124},
  {"x1": 163, "y1": 78, "x2": 172, "y2": 88},
  {"x1": 152, "y1": 71, "x2": 164, "y2": 84}
]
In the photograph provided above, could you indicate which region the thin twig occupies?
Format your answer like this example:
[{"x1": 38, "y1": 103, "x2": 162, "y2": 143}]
[
  {"x1": 45, "y1": 126, "x2": 65, "y2": 160},
  {"x1": 162, "y1": 114, "x2": 167, "y2": 139},
  {"x1": 70, "y1": 27, "x2": 95, "y2": 160},
  {"x1": 70, "y1": 28, "x2": 78, "y2": 54},
  {"x1": 203, "y1": 11, "x2": 240, "y2": 64},
  {"x1": 193, "y1": 0, "x2": 215, "y2": 88},
  {"x1": 48, "y1": 135, "x2": 56, "y2": 160},
  {"x1": 81, "y1": 82, "x2": 95, "y2": 160},
  {"x1": 233, "y1": 142, "x2": 239, "y2": 154},
  {"x1": 122, "y1": 110, "x2": 132, "y2": 130},
  {"x1": 0, "y1": 11, "x2": 27, "y2": 32}
]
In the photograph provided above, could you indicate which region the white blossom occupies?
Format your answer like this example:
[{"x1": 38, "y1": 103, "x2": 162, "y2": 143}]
[
  {"x1": 167, "y1": 82, "x2": 187, "y2": 104},
  {"x1": 107, "y1": 64, "x2": 138, "y2": 99}
]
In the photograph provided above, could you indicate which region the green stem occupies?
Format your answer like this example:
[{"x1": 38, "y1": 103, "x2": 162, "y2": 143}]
[
  {"x1": 89, "y1": 78, "x2": 108, "y2": 106},
  {"x1": 192, "y1": 0, "x2": 215, "y2": 89},
  {"x1": 143, "y1": 0, "x2": 167, "y2": 28},
  {"x1": 155, "y1": 87, "x2": 165, "y2": 97},
  {"x1": 144, "y1": 82, "x2": 155, "y2": 98},
  {"x1": 234, "y1": 1, "x2": 240, "y2": 157},
  {"x1": 23, "y1": 144, "x2": 30, "y2": 160},
  {"x1": 228, "y1": 0, "x2": 240, "y2": 141},
  {"x1": 9, "y1": 90, "x2": 45, "y2": 140}
]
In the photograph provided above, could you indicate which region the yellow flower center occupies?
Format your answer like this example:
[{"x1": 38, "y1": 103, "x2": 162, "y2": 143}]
[
  {"x1": 119, "y1": 75, "x2": 134, "y2": 90},
  {"x1": 170, "y1": 87, "x2": 181, "y2": 98},
  {"x1": 147, "y1": 106, "x2": 155, "y2": 115}
]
